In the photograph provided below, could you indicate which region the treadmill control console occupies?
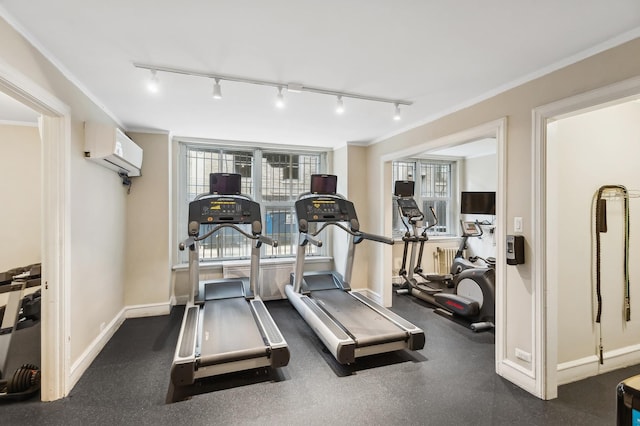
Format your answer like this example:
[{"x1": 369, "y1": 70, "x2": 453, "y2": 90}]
[
  {"x1": 189, "y1": 196, "x2": 261, "y2": 225},
  {"x1": 295, "y1": 196, "x2": 358, "y2": 232},
  {"x1": 397, "y1": 198, "x2": 422, "y2": 219}
]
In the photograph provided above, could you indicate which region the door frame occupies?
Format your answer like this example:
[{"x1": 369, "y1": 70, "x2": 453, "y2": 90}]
[
  {"x1": 0, "y1": 58, "x2": 71, "y2": 401},
  {"x1": 533, "y1": 75, "x2": 640, "y2": 399},
  {"x1": 379, "y1": 117, "x2": 507, "y2": 376}
]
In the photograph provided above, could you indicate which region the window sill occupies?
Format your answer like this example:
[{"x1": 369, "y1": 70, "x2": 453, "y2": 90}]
[{"x1": 171, "y1": 255, "x2": 332, "y2": 272}]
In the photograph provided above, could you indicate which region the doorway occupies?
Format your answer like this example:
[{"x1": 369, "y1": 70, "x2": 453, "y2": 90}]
[
  {"x1": 0, "y1": 63, "x2": 71, "y2": 401},
  {"x1": 534, "y1": 76, "x2": 640, "y2": 399},
  {"x1": 380, "y1": 117, "x2": 506, "y2": 374}
]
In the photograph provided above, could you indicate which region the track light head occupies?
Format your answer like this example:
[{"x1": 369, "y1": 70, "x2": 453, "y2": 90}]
[
  {"x1": 147, "y1": 70, "x2": 159, "y2": 93},
  {"x1": 335, "y1": 96, "x2": 345, "y2": 114},
  {"x1": 212, "y1": 79, "x2": 222, "y2": 99},
  {"x1": 275, "y1": 87, "x2": 285, "y2": 109},
  {"x1": 393, "y1": 103, "x2": 401, "y2": 121},
  {"x1": 134, "y1": 63, "x2": 413, "y2": 116}
]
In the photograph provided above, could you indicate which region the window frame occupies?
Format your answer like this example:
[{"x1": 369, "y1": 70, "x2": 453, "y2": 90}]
[
  {"x1": 176, "y1": 139, "x2": 328, "y2": 263},
  {"x1": 392, "y1": 158, "x2": 458, "y2": 238}
]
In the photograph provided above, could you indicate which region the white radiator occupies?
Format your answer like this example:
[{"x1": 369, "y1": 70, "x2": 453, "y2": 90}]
[
  {"x1": 435, "y1": 247, "x2": 461, "y2": 274},
  {"x1": 223, "y1": 261, "x2": 294, "y2": 300}
]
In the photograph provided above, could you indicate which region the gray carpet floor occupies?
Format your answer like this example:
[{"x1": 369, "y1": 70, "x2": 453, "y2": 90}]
[{"x1": 2, "y1": 293, "x2": 639, "y2": 425}]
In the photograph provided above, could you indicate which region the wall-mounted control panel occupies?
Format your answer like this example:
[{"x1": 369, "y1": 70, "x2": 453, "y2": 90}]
[{"x1": 506, "y1": 235, "x2": 525, "y2": 265}]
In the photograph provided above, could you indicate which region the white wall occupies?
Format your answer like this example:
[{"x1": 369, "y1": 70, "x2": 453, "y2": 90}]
[
  {"x1": 69, "y1": 122, "x2": 127, "y2": 361},
  {"x1": 125, "y1": 132, "x2": 172, "y2": 308},
  {"x1": 547, "y1": 101, "x2": 640, "y2": 380},
  {"x1": 0, "y1": 124, "x2": 40, "y2": 271},
  {"x1": 332, "y1": 145, "x2": 349, "y2": 281},
  {"x1": 461, "y1": 151, "x2": 497, "y2": 259}
]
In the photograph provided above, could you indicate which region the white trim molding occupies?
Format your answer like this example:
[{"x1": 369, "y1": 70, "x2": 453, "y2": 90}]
[
  {"x1": 378, "y1": 117, "x2": 508, "y2": 384},
  {"x1": 69, "y1": 301, "x2": 173, "y2": 390},
  {"x1": 0, "y1": 57, "x2": 72, "y2": 402},
  {"x1": 557, "y1": 344, "x2": 640, "y2": 386}
]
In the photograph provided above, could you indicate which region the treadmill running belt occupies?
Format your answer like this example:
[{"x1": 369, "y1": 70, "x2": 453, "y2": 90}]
[
  {"x1": 199, "y1": 298, "x2": 267, "y2": 365},
  {"x1": 312, "y1": 289, "x2": 407, "y2": 347}
]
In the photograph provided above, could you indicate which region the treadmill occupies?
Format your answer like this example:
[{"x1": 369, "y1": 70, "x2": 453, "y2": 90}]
[
  {"x1": 285, "y1": 174, "x2": 425, "y2": 364},
  {"x1": 167, "y1": 173, "x2": 289, "y2": 403}
]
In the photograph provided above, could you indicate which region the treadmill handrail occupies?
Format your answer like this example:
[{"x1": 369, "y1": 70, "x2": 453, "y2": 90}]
[
  {"x1": 193, "y1": 192, "x2": 254, "y2": 202},
  {"x1": 297, "y1": 191, "x2": 347, "y2": 201},
  {"x1": 194, "y1": 223, "x2": 275, "y2": 246},
  {"x1": 355, "y1": 231, "x2": 394, "y2": 246},
  {"x1": 311, "y1": 222, "x2": 393, "y2": 246},
  {"x1": 299, "y1": 233, "x2": 323, "y2": 247}
]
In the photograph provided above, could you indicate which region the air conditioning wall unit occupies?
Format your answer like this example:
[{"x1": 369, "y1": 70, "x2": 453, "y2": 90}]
[{"x1": 84, "y1": 122, "x2": 143, "y2": 177}]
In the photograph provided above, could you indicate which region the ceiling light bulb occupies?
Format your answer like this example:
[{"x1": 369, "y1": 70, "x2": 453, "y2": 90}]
[
  {"x1": 393, "y1": 103, "x2": 401, "y2": 121},
  {"x1": 275, "y1": 87, "x2": 285, "y2": 109},
  {"x1": 212, "y1": 79, "x2": 222, "y2": 99},
  {"x1": 336, "y1": 96, "x2": 345, "y2": 114},
  {"x1": 147, "y1": 70, "x2": 159, "y2": 93}
]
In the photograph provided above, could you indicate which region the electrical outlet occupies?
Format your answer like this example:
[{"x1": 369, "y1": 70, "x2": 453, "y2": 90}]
[{"x1": 515, "y1": 348, "x2": 531, "y2": 363}]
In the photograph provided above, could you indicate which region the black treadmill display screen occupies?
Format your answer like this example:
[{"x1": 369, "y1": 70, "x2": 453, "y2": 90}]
[
  {"x1": 189, "y1": 196, "x2": 261, "y2": 225},
  {"x1": 202, "y1": 200, "x2": 240, "y2": 216},
  {"x1": 295, "y1": 196, "x2": 357, "y2": 223},
  {"x1": 307, "y1": 200, "x2": 341, "y2": 215}
]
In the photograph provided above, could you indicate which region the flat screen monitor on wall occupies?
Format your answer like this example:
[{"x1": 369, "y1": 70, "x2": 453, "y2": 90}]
[{"x1": 460, "y1": 191, "x2": 496, "y2": 215}]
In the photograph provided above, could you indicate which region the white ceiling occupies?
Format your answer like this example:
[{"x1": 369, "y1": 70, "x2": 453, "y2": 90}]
[
  {"x1": 425, "y1": 138, "x2": 496, "y2": 159},
  {"x1": 0, "y1": 1, "x2": 639, "y2": 148}
]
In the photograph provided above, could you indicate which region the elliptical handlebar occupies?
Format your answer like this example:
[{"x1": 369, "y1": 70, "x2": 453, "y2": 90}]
[{"x1": 422, "y1": 206, "x2": 438, "y2": 235}]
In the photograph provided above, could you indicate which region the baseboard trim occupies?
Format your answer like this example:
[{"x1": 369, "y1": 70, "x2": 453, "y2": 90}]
[
  {"x1": 557, "y1": 344, "x2": 640, "y2": 385},
  {"x1": 125, "y1": 301, "x2": 172, "y2": 318},
  {"x1": 354, "y1": 288, "x2": 383, "y2": 305},
  {"x1": 69, "y1": 307, "x2": 126, "y2": 389},
  {"x1": 68, "y1": 300, "x2": 172, "y2": 391},
  {"x1": 499, "y1": 359, "x2": 539, "y2": 397}
]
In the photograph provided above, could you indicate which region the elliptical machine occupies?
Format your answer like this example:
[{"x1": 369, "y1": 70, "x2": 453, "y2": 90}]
[
  {"x1": 394, "y1": 180, "x2": 495, "y2": 332},
  {"x1": 395, "y1": 180, "x2": 453, "y2": 294}
]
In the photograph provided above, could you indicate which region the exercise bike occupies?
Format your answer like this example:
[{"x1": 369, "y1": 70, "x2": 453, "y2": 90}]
[
  {"x1": 450, "y1": 220, "x2": 496, "y2": 275},
  {"x1": 394, "y1": 180, "x2": 495, "y2": 332}
]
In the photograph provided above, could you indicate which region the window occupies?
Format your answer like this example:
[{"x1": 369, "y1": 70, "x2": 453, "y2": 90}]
[
  {"x1": 181, "y1": 143, "x2": 326, "y2": 261},
  {"x1": 392, "y1": 159, "x2": 456, "y2": 237}
]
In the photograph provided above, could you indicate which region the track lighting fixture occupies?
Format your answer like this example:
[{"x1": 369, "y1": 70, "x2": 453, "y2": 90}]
[
  {"x1": 134, "y1": 63, "x2": 412, "y2": 119},
  {"x1": 275, "y1": 87, "x2": 285, "y2": 109},
  {"x1": 393, "y1": 103, "x2": 401, "y2": 121},
  {"x1": 212, "y1": 79, "x2": 222, "y2": 99},
  {"x1": 147, "y1": 69, "x2": 159, "y2": 93},
  {"x1": 335, "y1": 96, "x2": 345, "y2": 114}
]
